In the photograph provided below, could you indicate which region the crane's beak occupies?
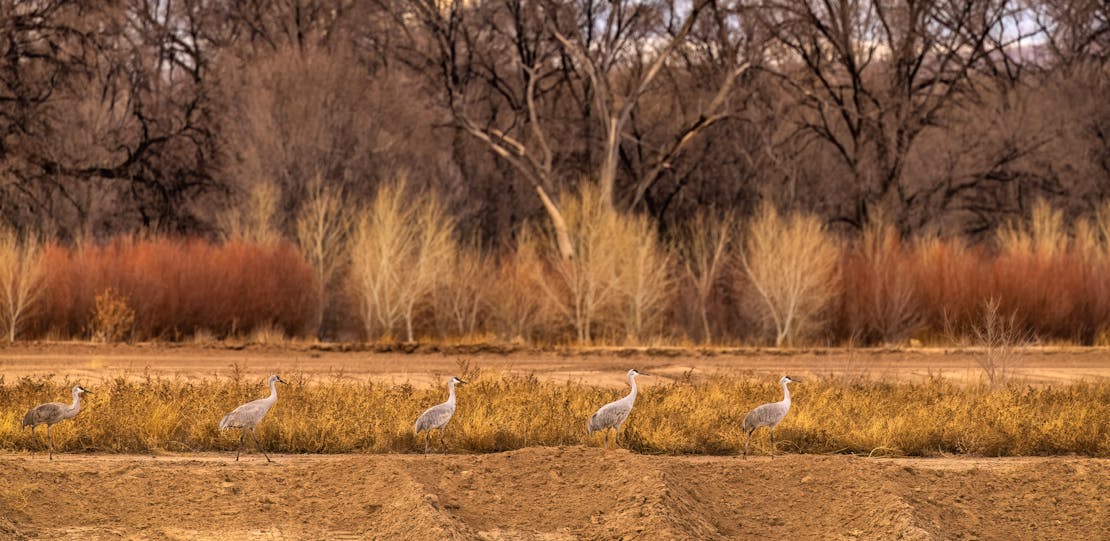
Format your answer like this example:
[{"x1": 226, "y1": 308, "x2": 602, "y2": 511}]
[
  {"x1": 457, "y1": 379, "x2": 468, "y2": 385},
  {"x1": 83, "y1": 389, "x2": 93, "y2": 394}
]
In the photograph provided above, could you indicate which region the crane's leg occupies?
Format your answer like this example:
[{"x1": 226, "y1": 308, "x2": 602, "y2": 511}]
[
  {"x1": 424, "y1": 431, "x2": 431, "y2": 455},
  {"x1": 47, "y1": 425, "x2": 54, "y2": 460},
  {"x1": 235, "y1": 430, "x2": 246, "y2": 461},
  {"x1": 602, "y1": 429, "x2": 609, "y2": 450},
  {"x1": 28, "y1": 426, "x2": 36, "y2": 457},
  {"x1": 744, "y1": 430, "x2": 752, "y2": 460},
  {"x1": 249, "y1": 428, "x2": 272, "y2": 463},
  {"x1": 440, "y1": 427, "x2": 447, "y2": 454},
  {"x1": 769, "y1": 429, "x2": 775, "y2": 459}
]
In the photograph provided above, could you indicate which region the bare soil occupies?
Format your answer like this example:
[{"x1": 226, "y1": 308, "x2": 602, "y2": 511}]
[
  {"x1": 1, "y1": 343, "x2": 1107, "y2": 539},
  {"x1": 1, "y1": 341, "x2": 1108, "y2": 387},
  {"x1": 0, "y1": 450, "x2": 1106, "y2": 540}
]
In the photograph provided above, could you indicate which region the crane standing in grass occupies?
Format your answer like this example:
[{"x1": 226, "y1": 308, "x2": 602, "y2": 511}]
[
  {"x1": 219, "y1": 375, "x2": 288, "y2": 462},
  {"x1": 22, "y1": 385, "x2": 93, "y2": 460},
  {"x1": 414, "y1": 376, "x2": 466, "y2": 454},
  {"x1": 743, "y1": 375, "x2": 800, "y2": 459},
  {"x1": 588, "y1": 368, "x2": 647, "y2": 449}
]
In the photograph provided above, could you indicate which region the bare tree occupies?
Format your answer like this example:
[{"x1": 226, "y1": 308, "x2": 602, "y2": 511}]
[
  {"x1": 759, "y1": 0, "x2": 1020, "y2": 232},
  {"x1": 394, "y1": 1, "x2": 761, "y2": 256},
  {"x1": 739, "y1": 202, "x2": 840, "y2": 346},
  {"x1": 675, "y1": 210, "x2": 735, "y2": 343},
  {"x1": 295, "y1": 175, "x2": 354, "y2": 337},
  {"x1": 0, "y1": 226, "x2": 45, "y2": 342},
  {"x1": 349, "y1": 179, "x2": 456, "y2": 342}
]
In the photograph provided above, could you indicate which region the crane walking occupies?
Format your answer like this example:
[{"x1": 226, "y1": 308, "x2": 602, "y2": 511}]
[
  {"x1": 219, "y1": 375, "x2": 288, "y2": 462},
  {"x1": 22, "y1": 385, "x2": 93, "y2": 460},
  {"x1": 742, "y1": 375, "x2": 800, "y2": 459},
  {"x1": 414, "y1": 376, "x2": 466, "y2": 454},
  {"x1": 588, "y1": 369, "x2": 647, "y2": 449}
]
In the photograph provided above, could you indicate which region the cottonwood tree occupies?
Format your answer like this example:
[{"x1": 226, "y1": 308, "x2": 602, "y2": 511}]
[
  {"x1": 396, "y1": 1, "x2": 760, "y2": 257},
  {"x1": 1027, "y1": 0, "x2": 1108, "y2": 69},
  {"x1": 758, "y1": 0, "x2": 1020, "y2": 232},
  {"x1": 0, "y1": 0, "x2": 222, "y2": 239},
  {"x1": 548, "y1": 0, "x2": 762, "y2": 212}
]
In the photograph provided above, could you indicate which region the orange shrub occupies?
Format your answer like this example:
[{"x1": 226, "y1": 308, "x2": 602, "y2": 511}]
[
  {"x1": 908, "y1": 238, "x2": 992, "y2": 339},
  {"x1": 835, "y1": 222, "x2": 921, "y2": 345},
  {"x1": 34, "y1": 237, "x2": 318, "y2": 340}
]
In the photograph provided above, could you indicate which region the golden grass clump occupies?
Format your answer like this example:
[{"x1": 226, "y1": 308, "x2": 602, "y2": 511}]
[{"x1": 0, "y1": 373, "x2": 1104, "y2": 457}]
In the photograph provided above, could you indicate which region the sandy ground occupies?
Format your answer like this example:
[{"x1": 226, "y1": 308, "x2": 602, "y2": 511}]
[
  {"x1": 0, "y1": 450, "x2": 1106, "y2": 540},
  {"x1": 1, "y1": 343, "x2": 1108, "y2": 539},
  {"x1": 0, "y1": 342, "x2": 1108, "y2": 387}
]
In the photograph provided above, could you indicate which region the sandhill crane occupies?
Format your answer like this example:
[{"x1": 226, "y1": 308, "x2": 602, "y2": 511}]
[
  {"x1": 22, "y1": 385, "x2": 92, "y2": 460},
  {"x1": 742, "y1": 375, "x2": 800, "y2": 459},
  {"x1": 219, "y1": 375, "x2": 288, "y2": 462},
  {"x1": 414, "y1": 376, "x2": 466, "y2": 454},
  {"x1": 588, "y1": 369, "x2": 647, "y2": 449}
]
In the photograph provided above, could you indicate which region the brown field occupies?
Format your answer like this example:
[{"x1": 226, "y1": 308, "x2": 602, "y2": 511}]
[
  {"x1": 0, "y1": 343, "x2": 1108, "y2": 540},
  {"x1": 1, "y1": 341, "x2": 1109, "y2": 387}
]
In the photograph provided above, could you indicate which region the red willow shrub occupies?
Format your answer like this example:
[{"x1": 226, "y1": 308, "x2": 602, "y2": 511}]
[
  {"x1": 835, "y1": 223, "x2": 922, "y2": 345},
  {"x1": 34, "y1": 237, "x2": 318, "y2": 340}
]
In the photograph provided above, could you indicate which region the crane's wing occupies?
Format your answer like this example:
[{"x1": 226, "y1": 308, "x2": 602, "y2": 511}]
[
  {"x1": 588, "y1": 399, "x2": 632, "y2": 434},
  {"x1": 742, "y1": 402, "x2": 789, "y2": 431},
  {"x1": 414, "y1": 403, "x2": 455, "y2": 433},
  {"x1": 22, "y1": 402, "x2": 66, "y2": 428},
  {"x1": 219, "y1": 398, "x2": 272, "y2": 430}
]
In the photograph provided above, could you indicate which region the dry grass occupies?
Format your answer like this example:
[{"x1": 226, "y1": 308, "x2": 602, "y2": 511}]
[{"x1": 1, "y1": 372, "x2": 1103, "y2": 457}]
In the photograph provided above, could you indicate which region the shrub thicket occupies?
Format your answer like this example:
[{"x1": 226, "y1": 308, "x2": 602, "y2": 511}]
[
  {"x1": 32, "y1": 237, "x2": 317, "y2": 340},
  {"x1": 11, "y1": 198, "x2": 1110, "y2": 346}
]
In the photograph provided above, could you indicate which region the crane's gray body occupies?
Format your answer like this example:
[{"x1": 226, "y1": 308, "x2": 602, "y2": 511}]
[
  {"x1": 415, "y1": 376, "x2": 464, "y2": 454},
  {"x1": 22, "y1": 385, "x2": 91, "y2": 460},
  {"x1": 743, "y1": 376, "x2": 798, "y2": 459},
  {"x1": 220, "y1": 375, "x2": 287, "y2": 462},
  {"x1": 588, "y1": 369, "x2": 643, "y2": 449}
]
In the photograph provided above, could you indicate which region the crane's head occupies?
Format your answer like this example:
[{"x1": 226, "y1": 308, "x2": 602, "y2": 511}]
[
  {"x1": 450, "y1": 376, "x2": 467, "y2": 386},
  {"x1": 73, "y1": 385, "x2": 92, "y2": 395},
  {"x1": 780, "y1": 375, "x2": 800, "y2": 385},
  {"x1": 628, "y1": 368, "x2": 648, "y2": 378},
  {"x1": 269, "y1": 375, "x2": 289, "y2": 385}
]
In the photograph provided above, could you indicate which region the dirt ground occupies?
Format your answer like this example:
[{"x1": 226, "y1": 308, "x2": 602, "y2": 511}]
[
  {"x1": 1, "y1": 343, "x2": 1108, "y2": 540},
  {"x1": 0, "y1": 341, "x2": 1108, "y2": 387},
  {"x1": 0, "y1": 450, "x2": 1106, "y2": 540}
]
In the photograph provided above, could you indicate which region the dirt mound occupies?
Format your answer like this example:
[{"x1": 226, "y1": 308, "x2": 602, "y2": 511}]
[{"x1": 0, "y1": 448, "x2": 1106, "y2": 540}]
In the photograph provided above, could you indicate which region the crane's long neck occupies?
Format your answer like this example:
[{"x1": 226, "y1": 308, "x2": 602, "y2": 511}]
[
  {"x1": 69, "y1": 389, "x2": 83, "y2": 415},
  {"x1": 781, "y1": 381, "x2": 791, "y2": 405},
  {"x1": 446, "y1": 381, "x2": 457, "y2": 406},
  {"x1": 265, "y1": 380, "x2": 279, "y2": 404},
  {"x1": 627, "y1": 374, "x2": 639, "y2": 403}
]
